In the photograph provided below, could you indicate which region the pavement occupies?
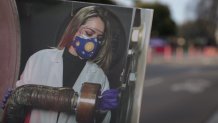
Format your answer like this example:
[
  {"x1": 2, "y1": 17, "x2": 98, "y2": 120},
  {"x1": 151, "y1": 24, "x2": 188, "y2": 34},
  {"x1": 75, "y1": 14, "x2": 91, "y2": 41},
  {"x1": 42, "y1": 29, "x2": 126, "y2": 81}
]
[
  {"x1": 148, "y1": 54, "x2": 218, "y2": 66},
  {"x1": 144, "y1": 54, "x2": 218, "y2": 123},
  {"x1": 207, "y1": 111, "x2": 218, "y2": 123}
]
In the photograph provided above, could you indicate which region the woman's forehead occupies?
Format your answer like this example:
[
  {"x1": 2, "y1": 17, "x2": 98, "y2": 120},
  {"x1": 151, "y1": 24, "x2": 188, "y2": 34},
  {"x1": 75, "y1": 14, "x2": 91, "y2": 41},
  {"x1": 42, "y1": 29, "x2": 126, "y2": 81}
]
[{"x1": 82, "y1": 17, "x2": 105, "y2": 34}]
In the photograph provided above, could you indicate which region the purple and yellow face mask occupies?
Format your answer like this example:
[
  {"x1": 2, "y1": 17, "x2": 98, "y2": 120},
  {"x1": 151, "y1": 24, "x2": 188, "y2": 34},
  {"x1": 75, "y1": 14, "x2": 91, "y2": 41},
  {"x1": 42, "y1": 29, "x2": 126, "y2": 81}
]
[{"x1": 71, "y1": 35, "x2": 103, "y2": 59}]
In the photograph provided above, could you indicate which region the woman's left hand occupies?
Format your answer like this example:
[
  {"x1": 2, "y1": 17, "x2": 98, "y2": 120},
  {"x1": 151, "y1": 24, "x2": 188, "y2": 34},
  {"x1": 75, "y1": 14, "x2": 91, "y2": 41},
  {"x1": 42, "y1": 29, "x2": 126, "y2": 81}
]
[{"x1": 97, "y1": 89, "x2": 120, "y2": 111}]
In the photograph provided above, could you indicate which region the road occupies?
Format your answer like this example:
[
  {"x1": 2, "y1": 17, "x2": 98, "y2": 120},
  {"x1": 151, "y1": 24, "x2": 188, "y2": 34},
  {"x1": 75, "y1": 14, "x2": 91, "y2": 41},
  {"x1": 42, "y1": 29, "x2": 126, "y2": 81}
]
[{"x1": 139, "y1": 63, "x2": 218, "y2": 123}]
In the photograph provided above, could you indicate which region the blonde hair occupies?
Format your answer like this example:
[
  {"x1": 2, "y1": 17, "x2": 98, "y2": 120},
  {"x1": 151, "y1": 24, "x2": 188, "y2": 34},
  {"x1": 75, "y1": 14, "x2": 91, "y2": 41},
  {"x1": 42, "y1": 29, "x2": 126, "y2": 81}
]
[{"x1": 58, "y1": 6, "x2": 112, "y2": 72}]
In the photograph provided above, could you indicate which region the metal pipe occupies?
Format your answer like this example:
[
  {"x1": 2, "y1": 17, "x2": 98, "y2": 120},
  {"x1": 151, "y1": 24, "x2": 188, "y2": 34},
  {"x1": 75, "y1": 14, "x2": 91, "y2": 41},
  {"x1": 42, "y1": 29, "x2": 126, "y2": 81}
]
[
  {"x1": 2, "y1": 83, "x2": 101, "y2": 123},
  {"x1": 2, "y1": 84, "x2": 78, "y2": 123}
]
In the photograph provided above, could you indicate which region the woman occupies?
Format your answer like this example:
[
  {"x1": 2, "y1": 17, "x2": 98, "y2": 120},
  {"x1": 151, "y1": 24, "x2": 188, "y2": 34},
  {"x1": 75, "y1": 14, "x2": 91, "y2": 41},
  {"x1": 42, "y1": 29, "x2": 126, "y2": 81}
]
[{"x1": 15, "y1": 6, "x2": 118, "y2": 123}]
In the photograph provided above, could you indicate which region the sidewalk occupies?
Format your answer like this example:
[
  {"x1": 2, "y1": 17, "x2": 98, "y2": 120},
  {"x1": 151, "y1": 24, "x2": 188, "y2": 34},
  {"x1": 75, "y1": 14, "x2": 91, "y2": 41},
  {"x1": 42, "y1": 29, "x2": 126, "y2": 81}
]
[
  {"x1": 147, "y1": 46, "x2": 218, "y2": 66},
  {"x1": 148, "y1": 54, "x2": 218, "y2": 66},
  {"x1": 147, "y1": 53, "x2": 218, "y2": 123}
]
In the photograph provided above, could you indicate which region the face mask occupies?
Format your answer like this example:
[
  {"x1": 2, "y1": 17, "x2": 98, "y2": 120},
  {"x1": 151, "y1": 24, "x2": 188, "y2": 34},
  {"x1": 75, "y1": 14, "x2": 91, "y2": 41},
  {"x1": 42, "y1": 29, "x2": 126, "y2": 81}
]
[{"x1": 71, "y1": 35, "x2": 102, "y2": 59}]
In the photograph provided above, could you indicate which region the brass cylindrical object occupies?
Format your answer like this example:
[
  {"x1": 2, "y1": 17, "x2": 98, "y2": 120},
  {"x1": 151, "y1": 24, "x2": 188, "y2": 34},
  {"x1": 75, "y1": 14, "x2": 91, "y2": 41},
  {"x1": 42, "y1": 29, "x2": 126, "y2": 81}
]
[{"x1": 76, "y1": 83, "x2": 101, "y2": 123}]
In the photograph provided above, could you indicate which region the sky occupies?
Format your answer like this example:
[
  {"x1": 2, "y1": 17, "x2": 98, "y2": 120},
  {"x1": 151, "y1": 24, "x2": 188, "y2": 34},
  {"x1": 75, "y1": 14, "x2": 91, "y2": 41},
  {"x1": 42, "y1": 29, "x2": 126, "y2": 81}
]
[{"x1": 114, "y1": 0, "x2": 197, "y2": 25}]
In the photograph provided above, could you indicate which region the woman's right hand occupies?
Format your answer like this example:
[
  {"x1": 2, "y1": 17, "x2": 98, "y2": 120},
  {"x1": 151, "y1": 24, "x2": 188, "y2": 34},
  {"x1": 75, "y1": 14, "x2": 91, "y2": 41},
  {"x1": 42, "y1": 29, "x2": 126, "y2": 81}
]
[{"x1": 1, "y1": 88, "x2": 13, "y2": 109}]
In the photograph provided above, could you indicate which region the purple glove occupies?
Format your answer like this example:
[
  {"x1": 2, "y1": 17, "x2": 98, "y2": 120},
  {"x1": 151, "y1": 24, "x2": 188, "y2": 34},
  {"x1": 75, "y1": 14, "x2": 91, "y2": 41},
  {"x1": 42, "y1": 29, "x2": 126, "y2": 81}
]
[
  {"x1": 97, "y1": 89, "x2": 119, "y2": 110},
  {"x1": 1, "y1": 88, "x2": 13, "y2": 109}
]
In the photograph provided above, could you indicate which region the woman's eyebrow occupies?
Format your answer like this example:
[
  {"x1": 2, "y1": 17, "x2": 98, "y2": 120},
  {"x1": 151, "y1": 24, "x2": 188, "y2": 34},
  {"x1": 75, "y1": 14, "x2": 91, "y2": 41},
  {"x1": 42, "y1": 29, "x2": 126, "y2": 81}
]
[
  {"x1": 84, "y1": 26, "x2": 104, "y2": 35},
  {"x1": 94, "y1": 28, "x2": 104, "y2": 34},
  {"x1": 86, "y1": 28, "x2": 95, "y2": 33}
]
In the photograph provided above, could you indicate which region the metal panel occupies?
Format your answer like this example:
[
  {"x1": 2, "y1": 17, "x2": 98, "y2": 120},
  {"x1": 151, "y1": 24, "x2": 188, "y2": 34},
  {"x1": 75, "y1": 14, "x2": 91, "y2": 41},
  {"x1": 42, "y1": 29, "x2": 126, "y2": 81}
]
[{"x1": 130, "y1": 9, "x2": 153, "y2": 123}]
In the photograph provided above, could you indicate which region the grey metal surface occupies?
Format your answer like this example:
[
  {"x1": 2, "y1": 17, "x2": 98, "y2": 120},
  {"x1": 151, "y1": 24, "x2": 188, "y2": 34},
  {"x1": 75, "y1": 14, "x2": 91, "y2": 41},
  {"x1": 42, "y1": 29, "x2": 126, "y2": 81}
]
[{"x1": 130, "y1": 9, "x2": 153, "y2": 123}]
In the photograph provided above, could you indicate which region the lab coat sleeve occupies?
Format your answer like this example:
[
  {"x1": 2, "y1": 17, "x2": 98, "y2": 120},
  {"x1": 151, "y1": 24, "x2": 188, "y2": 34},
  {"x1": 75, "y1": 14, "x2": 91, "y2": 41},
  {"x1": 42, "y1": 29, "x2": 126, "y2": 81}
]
[
  {"x1": 101, "y1": 75, "x2": 110, "y2": 93},
  {"x1": 99, "y1": 71, "x2": 111, "y2": 123},
  {"x1": 16, "y1": 55, "x2": 35, "y2": 87}
]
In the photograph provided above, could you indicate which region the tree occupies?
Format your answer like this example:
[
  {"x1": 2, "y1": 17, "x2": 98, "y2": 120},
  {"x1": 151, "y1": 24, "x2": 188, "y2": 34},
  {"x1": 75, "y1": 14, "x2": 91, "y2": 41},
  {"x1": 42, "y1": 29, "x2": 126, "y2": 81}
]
[
  {"x1": 195, "y1": 0, "x2": 218, "y2": 45},
  {"x1": 136, "y1": 2, "x2": 177, "y2": 38},
  {"x1": 179, "y1": 20, "x2": 208, "y2": 46}
]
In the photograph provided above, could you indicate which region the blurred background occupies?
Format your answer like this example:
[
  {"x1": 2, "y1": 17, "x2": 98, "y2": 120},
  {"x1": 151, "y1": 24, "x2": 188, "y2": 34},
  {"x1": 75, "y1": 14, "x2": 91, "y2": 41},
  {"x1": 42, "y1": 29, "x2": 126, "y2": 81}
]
[{"x1": 83, "y1": 0, "x2": 218, "y2": 123}]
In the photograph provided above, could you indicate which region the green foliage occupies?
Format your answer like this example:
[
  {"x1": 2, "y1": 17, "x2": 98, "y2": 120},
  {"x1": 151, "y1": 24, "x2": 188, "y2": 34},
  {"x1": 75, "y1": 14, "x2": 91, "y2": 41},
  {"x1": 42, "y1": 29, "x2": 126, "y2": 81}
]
[
  {"x1": 179, "y1": 20, "x2": 215, "y2": 46},
  {"x1": 137, "y1": 2, "x2": 177, "y2": 38},
  {"x1": 195, "y1": 0, "x2": 218, "y2": 45},
  {"x1": 178, "y1": 0, "x2": 218, "y2": 46}
]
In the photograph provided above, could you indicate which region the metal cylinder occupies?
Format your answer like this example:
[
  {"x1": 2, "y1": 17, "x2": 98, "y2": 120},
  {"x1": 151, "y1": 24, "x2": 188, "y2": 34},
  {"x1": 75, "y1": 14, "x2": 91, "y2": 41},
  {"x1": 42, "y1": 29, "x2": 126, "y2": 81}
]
[
  {"x1": 2, "y1": 83, "x2": 101, "y2": 123},
  {"x1": 3, "y1": 84, "x2": 78, "y2": 123},
  {"x1": 12, "y1": 84, "x2": 78, "y2": 112}
]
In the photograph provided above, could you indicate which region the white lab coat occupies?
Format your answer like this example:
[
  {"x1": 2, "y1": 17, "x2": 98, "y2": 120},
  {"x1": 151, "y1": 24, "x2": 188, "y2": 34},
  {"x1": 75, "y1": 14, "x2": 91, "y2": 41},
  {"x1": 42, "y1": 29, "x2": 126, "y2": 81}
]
[{"x1": 16, "y1": 48, "x2": 111, "y2": 123}]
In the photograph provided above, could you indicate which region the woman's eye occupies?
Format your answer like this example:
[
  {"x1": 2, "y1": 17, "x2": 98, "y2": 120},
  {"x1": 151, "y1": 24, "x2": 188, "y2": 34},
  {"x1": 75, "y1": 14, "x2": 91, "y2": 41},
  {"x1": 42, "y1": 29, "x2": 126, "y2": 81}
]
[{"x1": 85, "y1": 30, "x2": 94, "y2": 37}]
